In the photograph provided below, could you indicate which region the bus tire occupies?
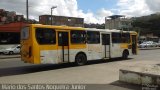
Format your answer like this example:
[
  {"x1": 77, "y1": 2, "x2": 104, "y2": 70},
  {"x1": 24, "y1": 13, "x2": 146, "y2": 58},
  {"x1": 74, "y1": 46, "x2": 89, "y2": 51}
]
[
  {"x1": 75, "y1": 53, "x2": 87, "y2": 66},
  {"x1": 122, "y1": 50, "x2": 129, "y2": 59}
]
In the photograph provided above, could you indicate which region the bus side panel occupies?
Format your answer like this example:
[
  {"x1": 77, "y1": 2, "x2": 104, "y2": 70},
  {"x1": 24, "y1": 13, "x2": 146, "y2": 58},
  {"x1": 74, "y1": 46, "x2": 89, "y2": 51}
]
[
  {"x1": 120, "y1": 43, "x2": 131, "y2": 55},
  {"x1": 32, "y1": 42, "x2": 58, "y2": 64},
  {"x1": 21, "y1": 39, "x2": 33, "y2": 63},
  {"x1": 110, "y1": 43, "x2": 122, "y2": 58},
  {"x1": 21, "y1": 26, "x2": 34, "y2": 63},
  {"x1": 40, "y1": 49, "x2": 58, "y2": 64},
  {"x1": 31, "y1": 27, "x2": 59, "y2": 64},
  {"x1": 69, "y1": 49, "x2": 87, "y2": 62},
  {"x1": 32, "y1": 27, "x2": 41, "y2": 64},
  {"x1": 87, "y1": 44, "x2": 102, "y2": 60},
  {"x1": 69, "y1": 44, "x2": 87, "y2": 62},
  {"x1": 38, "y1": 31, "x2": 58, "y2": 64}
]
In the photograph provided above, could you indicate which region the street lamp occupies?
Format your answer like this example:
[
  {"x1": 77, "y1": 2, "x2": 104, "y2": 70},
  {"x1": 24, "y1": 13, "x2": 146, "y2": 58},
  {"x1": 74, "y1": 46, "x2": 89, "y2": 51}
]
[{"x1": 51, "y1": 6, "x2": 57, "y2": 25}]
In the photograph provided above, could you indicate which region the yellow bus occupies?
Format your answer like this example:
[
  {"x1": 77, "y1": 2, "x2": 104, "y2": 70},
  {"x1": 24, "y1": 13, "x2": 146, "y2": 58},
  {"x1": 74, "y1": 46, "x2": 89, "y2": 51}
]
[{"x1": 21, "y1": 24, "x2": 137, "y2": 65}]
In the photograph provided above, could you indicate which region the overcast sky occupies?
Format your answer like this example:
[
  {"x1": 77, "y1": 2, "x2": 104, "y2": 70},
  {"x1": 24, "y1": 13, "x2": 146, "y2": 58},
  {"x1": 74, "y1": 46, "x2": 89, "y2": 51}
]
[{"x1": 0, "y1": 0, "x2": 160, "y2": 24}]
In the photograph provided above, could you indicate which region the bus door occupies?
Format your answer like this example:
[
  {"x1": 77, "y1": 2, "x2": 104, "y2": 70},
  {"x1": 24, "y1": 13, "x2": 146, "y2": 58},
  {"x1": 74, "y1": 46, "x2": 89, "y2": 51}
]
[
  {"x1": 58, "y1": 32, "x2": 69, "y2": 63},
  {"x1": 131, "y1": 35, "x2": 137, "y2": 54},
  {"x1": 102, "y1": 34, "x2": 110, "y2": 59}
]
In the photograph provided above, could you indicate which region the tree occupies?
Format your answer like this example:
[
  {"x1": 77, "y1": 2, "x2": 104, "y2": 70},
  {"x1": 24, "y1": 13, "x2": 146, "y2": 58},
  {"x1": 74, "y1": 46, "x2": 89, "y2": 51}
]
[
  {"x1": 84, "y1": 23, "x2": 105, "y2": 29},
  {"x1": 132, "y1": 14, "x2": 160, "y2": 36}
]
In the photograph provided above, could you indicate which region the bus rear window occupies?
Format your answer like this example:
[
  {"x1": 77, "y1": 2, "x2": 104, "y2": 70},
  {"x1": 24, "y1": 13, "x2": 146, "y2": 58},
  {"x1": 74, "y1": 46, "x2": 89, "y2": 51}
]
[
  {"x1": 21, "y1": 27, "x2": 29, "y2": 40},
  {"x1": 35, "y1": 28, "x2": 56, "y2": 45}
]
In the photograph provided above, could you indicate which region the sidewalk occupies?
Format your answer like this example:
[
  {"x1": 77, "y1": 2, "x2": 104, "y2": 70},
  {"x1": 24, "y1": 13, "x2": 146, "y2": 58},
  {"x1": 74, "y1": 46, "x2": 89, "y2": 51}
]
[
  {"x1": 119, "y1": 64, "x2": 160, "y2": 88},
  {"x1": 0, "y1": 55, "x2": 21, "y2": 59},
  {"x1": 139, "y1": 47, "x2": 160, "y2": 50}
]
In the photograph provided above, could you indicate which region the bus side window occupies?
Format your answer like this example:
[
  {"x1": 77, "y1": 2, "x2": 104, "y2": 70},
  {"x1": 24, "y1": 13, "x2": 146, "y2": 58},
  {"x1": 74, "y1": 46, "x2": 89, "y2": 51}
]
[
  {"x1": 112, "y1": 33, "x2": 121, "y2": 43},
  {"x1": 35, "y1": 28, "x2": 56, "y2": 45},
  {"x1": 71, "y1": 30, "x2": 86, "y2": 44},
  {"x1": 121, "y1": 33, "x2": 130, "y2": 43},
  {"x1": 87, "y1": 31, "x2": 100, "y2": 44}
]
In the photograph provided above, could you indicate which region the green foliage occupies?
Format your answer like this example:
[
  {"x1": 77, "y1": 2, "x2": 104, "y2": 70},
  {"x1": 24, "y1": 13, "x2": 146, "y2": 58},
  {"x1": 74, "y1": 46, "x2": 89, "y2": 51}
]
[
  {"x1": 84, "y1": 23, "x2": 105, "y2": 29},
  {"x1": 132, "y1": 14, "x2": 160, "y2": 36}
]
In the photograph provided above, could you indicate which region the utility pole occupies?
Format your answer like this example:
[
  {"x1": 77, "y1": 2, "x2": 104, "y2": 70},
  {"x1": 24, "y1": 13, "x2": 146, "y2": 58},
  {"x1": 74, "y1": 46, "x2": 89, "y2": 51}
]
[
  {"x1": 51, "y1": 6, "x2": 57, "y2": 25},
  {"x1": 26, "y1": 0, "x2": 29, "y2": 22}
]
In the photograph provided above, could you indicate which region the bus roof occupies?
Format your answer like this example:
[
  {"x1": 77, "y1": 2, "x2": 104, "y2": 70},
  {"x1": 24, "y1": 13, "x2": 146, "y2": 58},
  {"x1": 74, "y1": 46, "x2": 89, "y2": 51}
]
[
  {"x1": 29, "y1": 24, "x2": 137, "y2": 34},
  {"x1": 85, "y1": 28, "x2": 136, "y2": 33},
  {"x1": 30, "y1": 24, "x2": 85, "y2": 30}
]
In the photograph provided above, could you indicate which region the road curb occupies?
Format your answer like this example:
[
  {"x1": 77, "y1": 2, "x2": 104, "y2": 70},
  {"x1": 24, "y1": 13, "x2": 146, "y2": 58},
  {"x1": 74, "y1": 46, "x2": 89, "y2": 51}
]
[
  {"x1": 119, "y1": 65, "x2": 160, "y2": 86},
  {"x1": 139, "y1": 47, "x2": 160, "y2": 50},
  {"x1": 0, "y1": 56, "x2": 21, "y2": 59}
]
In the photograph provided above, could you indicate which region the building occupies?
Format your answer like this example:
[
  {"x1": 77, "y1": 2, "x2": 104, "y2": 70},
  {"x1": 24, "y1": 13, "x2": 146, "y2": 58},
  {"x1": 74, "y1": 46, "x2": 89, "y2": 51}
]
[
  {"x1": 0, "y1": 22, "x2": 27, "y2": 45},
  {"x1": 0, "y1": 9, "x2": 25, "y2": 25},
  {"x1": 0, "y1": 9, "x2": 36, "y2": 45},
  {"x1": 39, "y1": 15, "x2": 84, "y2": 27},
  {"x1": 105, "y1": 15, "x2": 132, "y2": 31},
  {"x1": 0, "y1": 9, "x2": 27, "y2": 45}
]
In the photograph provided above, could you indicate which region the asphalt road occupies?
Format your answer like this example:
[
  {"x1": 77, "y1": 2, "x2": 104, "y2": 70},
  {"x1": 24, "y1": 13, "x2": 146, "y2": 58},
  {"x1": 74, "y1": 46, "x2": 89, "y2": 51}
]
[{"x1": 0, "y1": 49, "x2": 160, "y2": 90}]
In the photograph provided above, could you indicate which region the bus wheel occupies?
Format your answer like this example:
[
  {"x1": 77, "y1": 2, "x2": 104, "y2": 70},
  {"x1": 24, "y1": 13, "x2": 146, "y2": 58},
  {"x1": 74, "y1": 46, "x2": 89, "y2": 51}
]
[
  {"x1": 122, "y1": 50, "x2": 128, "y2": 59},
  {"x1": 75, "y1": 53, "x2": 87, "y2": 66}
]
